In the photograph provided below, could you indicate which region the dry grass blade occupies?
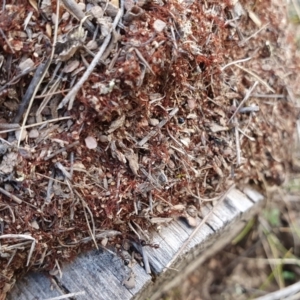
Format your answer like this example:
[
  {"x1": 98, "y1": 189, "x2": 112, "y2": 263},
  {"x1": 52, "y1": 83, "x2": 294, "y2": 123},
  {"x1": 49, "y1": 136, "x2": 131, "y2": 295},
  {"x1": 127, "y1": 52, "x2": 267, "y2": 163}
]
[
  {"x1": 0, "y1": 187, "x2": 22, "y2": 204},
  {"x1": 254, "y1": 281, "x2": 300, "y2": 300},
  {"x1": 16, "y1": 0, "x2": 60, "y2": 147},
  {"x1": 235, "y1": 64, "x2": 275, "y2": 93},
  {"x1": 61, "y1": 0, "x2": 95, "y2": 32},
  {"x1": 0, "y1": 234, "x2": 36, "y2": 266},
  {"x1": 42, "y1": 291, "x2": 86, "y2": 300},
  {"x1": 58, "y1": 0, "x2": 124, "y2": 110},
  {"x1": 74, "y1": 189, "x2": 98, "y2": 249},
  {"x1": 138, "y1": 107, "x2": 178, "y2": 146},
  {"x1": 228, "y1": 81, "x2": 258, "y2": 123},
  {"x1": 221, "y1": 56, "x2": 252, "y2": 71}
]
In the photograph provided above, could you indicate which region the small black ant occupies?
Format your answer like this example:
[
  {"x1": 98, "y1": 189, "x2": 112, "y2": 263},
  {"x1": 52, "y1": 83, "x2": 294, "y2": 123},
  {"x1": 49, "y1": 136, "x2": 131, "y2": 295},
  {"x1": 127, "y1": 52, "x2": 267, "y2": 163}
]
[{"x1": 140, "y1": 239, "x2": 160, "y2": 249}]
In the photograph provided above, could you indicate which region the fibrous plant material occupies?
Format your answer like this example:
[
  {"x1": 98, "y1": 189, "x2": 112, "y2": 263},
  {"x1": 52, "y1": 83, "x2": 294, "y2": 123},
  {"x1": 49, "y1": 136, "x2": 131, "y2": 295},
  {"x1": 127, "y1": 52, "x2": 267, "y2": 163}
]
[{"x1": 0, "y1": 0, "x2": 299, "y2": 298}]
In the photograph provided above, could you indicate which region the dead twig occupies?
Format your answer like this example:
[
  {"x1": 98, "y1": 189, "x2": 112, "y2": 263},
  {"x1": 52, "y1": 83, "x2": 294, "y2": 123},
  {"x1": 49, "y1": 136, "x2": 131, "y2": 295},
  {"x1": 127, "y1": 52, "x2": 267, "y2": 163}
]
[
  {"x1": 0, "y1": 116, "x2": 72, "y2": 135},
  {"x1": 0, "y1": 187, "x2": 22, "y2": 204},
  {"x1": 12, "y1": 59, "x2": 51, "y2": 125},
  {"x1": 42, "y1": 291, "x2": 86, "y2": 300},
  {"x1": 0, "y1": 234, "x2": 36, "y2": 266},
  {"x1": 16, "y1": 0, "x2": 60, "y2": 146},
  {"x1": 228, "y1": 81, "x2": 258, "y2": 123},
  {"x1": 44, "y1": 141, "x2": 80, "y2": 161},
  {"x1": 138, "y1": 107, "x2": 179, "y2": 146},
  {"x1": 58, "y1": 0, "x2": 124, "y2": 110},
  {"x1": 74, "y1": 189, "x2": 98, "y2": 249},
  {"x1": 0, "y1": 28, "x2": 14, "y2": 53},
  {"x1": 221, "y1": 56, "x2": 252, "y2": 71},
  {"x1": 61, "y1": 0, "x2": 95, "y2": 33},
  {"x1": 235, "y1": 64, "x2": 275, "y2": 93}
]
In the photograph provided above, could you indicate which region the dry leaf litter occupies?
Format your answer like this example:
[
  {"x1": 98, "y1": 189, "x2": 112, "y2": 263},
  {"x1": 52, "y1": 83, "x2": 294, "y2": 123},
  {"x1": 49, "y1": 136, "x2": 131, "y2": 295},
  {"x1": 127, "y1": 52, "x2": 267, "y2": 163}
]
[{"x1": 0, "y1": 0, "x2": 299, "y2": 297}]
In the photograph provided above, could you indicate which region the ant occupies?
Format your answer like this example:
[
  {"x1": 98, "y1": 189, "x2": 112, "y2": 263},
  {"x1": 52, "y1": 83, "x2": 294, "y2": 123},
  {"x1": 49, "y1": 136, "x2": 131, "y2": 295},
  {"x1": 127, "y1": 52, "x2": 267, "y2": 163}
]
[{"x1": 140, "y1": 239, "x2": 160, "y2": 249}]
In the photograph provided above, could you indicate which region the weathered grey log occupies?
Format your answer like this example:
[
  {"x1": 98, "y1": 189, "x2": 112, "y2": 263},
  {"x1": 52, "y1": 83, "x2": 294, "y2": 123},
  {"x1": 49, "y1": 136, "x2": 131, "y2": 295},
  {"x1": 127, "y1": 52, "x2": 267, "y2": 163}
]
[{"x1": 8, "y1": 186, "x2": 264, "y2": 300}]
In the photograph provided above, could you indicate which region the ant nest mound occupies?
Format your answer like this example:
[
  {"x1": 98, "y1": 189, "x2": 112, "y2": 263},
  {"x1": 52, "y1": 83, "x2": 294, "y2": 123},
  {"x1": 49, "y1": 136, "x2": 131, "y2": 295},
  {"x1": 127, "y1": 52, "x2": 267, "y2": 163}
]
[{"x1": 0, "y1": 0, "x2": 299, "y2": 295}]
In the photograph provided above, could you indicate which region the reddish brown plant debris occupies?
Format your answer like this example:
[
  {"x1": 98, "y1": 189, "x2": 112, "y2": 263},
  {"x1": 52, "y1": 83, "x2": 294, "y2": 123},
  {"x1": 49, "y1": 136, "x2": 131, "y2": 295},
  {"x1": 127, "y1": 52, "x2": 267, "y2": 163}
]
[{"x1": 0, "y1": 0, "x2": 299, "y2": 297}]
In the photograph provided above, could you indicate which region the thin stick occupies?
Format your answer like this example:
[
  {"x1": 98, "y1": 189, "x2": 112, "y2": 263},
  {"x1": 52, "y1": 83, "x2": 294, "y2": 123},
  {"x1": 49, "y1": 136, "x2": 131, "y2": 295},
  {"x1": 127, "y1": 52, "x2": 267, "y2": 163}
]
[
  {"x1": 235, "y1": 64, "x2": 275, "y2": 93},
  {"x1": 0, "y1": 123, "x2": 20, "y2": 129},
  {"x1": 74, "y1": 189, "x2": 98, "y2": 249},
  {"x1": 13, "y1": 60, "x2": 51, "y2": 125},
  {"x1": 232, "y1": 98, "x2": 242, "y2": 166},
  {"x1": 138, "y1": 107, "x2": 178, "y2": 146},
  {"x1": 239, "y1": 106, "x2": 259, "y2": 113},
  {"x1": 141, "y1": 246, "x2": 151, "y2": 274},
  {"x1": 254, "y1": 281, "x2": 300, "y2": 300},
  {"x1": 54, "y1": 259, "x2": 63, "y2": 279},
  {"x1": 58, "y1": 1, "x2": 124, "y2": 110},
  {"x1": 61, "y1": 0, "x2": 95, "y2": 32},
  {"x1": 42, "y1": 291, "x2": 85, "y2": 300},
  {"x1": 55, "y1": 162, "x2": 72, "y2": 179},
  {"x1": 46, "y1": 168, "x2": 55, "y2": 203},
  {"x1": 240, "y1": 23, "x2": 269, "y2": 45},
  {"x1": 163, "y1": 184, "x2": 235, "y2": 271},
  {"x1": 251, "y1": 93, "x2": 285, "y2": 98},
  {"x1": 0, "y1": 117, "x2": 72, "y2": 135},
  {"x1": 0, "y1": 28, "x2": 14, "y2": 53},
  {"x1": 133, "y1": 48, "x2": 155, "y2": 75},
  {"x1": 62, "y1": 230, "x2": 121, "y2": 245},
  {"x1": 0, "y1": 234, "x2": 36, "y2": 266},
  {"x1": 16, "y1": 0, "x2": 60, "y2": 146},
  {"x1": 238, "y1": 127, "x2": 255, "y2": 141},
  {"x1": 234, "y1": 121, "x2": 241, "y2": 166},
  {"x1": 44, "y1": 141, "x2": 80, "y2": 161},
  {"x1": 0, "y1": 187, "x2": 22, "y2": 204},
  {"x1": 228, "y1": 81, "x2": 258, "y2": 123},
  {"x1": 0, "y1": 67, "x2": 36, "y2": 93},
  {"x1": 0, "y1": 205, "x2": 15, "y2": 223},
  {"x1": 35, "y1": 89, "x2": 70, "y2": 99},
  {"x1": 221, "y1": 56, "x2": 252, "y2": 71}
]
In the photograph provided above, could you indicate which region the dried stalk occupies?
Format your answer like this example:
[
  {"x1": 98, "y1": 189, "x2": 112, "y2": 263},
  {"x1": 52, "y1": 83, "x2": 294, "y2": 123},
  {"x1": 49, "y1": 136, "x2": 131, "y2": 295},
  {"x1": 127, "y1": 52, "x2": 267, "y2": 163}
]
[
  {"x1": 228, "y1": 81, "x2": 258, "y2": 123},
  {"x1": 62, "y1": 0, "x2": 95, "y2": 32},
  {"x1": 0, "y1": 187, "x2": 22, "y2": 204},
  {"x1": 58, "y1": 0, "x2": 125, "y2": 110},
  {"x1": 0, "y1": 116, "x2": 72, "y2": 135},
  {"x1": 16, "y1": 0, "x2": 60, "y2": 147},
  {"x1": 138, "y1": 107, "x2": 179, "y2": 146},
  {"x1": 221, "y1": 56, "x2": 252, "y2": 71},
  {"x1": 0, "y1": 28, "x2": 14, "y2": 54},
  {"x1": 0, "y1": 234, "x2": 36, "y2": 266},
  {"x1": 44, "y1": 141, "x2": 80, "y2": 161},
  {"x1": 43, "y1": 291, "x2": 86, "y2": 300},
  {"x1": 235, "y1": 64, "x2": 275, "y2": 93},
  {"x1": 0, "y1": 205, "x2": 15, "y2": 223},
  {"x1": 74, "y1": 190, "x2": 98, "y2": 249}
]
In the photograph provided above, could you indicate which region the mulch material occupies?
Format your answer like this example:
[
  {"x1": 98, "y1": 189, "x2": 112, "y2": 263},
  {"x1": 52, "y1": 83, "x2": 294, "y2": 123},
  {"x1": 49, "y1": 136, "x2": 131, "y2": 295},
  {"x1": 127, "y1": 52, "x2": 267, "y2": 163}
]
[{"x1": 0, "y1": 0, "x2": 298, "y2": 298}]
